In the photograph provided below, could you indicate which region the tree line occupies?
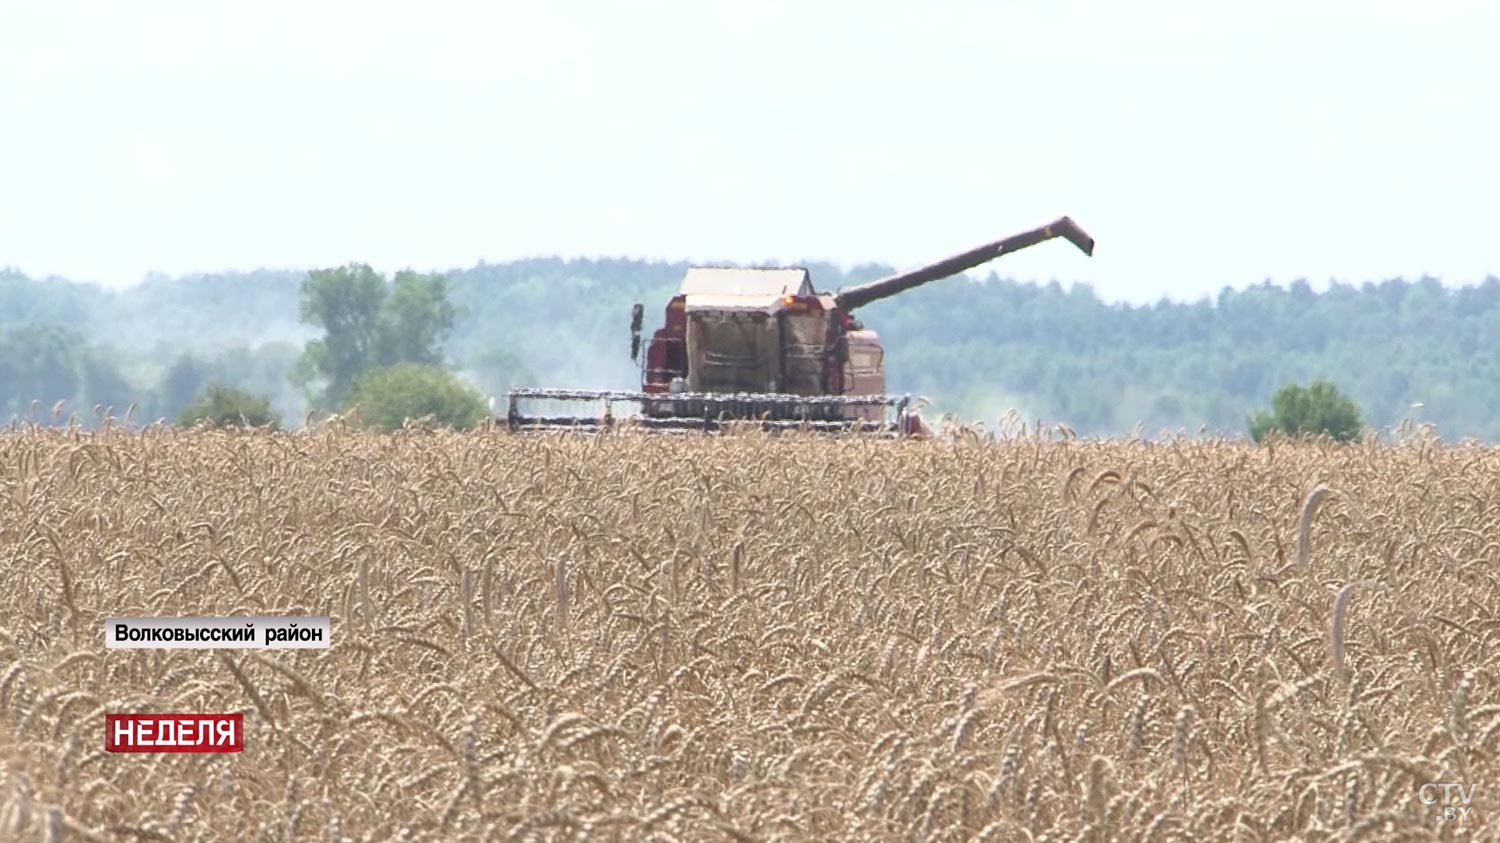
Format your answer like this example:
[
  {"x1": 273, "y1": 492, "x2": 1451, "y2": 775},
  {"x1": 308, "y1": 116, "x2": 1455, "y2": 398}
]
[{"x1": 0, "y1": 262, "x2": 1496, "y2": 438}]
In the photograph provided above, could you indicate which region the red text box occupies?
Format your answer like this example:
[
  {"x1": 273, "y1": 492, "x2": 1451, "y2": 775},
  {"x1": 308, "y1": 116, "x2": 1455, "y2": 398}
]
[{"x1": 105, "y1": 714, "x2": 244, "y2": 753}]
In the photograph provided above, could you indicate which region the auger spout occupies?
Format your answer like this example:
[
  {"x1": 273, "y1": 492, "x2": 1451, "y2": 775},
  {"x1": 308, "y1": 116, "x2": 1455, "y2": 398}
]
[{"x1": 833, "y1": 216, "x2": 1094, "y2": 312}]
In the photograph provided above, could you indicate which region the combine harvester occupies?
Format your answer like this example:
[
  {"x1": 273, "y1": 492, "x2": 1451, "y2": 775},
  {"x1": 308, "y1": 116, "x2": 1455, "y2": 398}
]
[{"x1": 507, "y1": 216, "x2": 1094, "y2": 435}]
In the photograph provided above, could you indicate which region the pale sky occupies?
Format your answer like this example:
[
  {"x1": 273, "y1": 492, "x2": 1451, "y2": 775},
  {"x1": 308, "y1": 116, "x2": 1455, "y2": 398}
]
[{"x1": 1, "y1": 1, "x2": 1495, "y2": 303}]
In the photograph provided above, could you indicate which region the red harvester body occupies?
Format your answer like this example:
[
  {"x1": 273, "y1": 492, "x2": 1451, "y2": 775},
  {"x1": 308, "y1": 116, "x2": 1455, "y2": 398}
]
[{"x1": 507, "y1": 217, "x2": 1094, "y2": 434}]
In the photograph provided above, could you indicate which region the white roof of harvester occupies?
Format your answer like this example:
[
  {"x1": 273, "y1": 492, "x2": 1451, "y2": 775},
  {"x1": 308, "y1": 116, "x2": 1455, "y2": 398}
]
[
  {"x1": 678, "y1": 267, "x2": 814, "y2": 297},
  {"x1": 679, "y1": 267, "x2": 814, "y2": 315}
]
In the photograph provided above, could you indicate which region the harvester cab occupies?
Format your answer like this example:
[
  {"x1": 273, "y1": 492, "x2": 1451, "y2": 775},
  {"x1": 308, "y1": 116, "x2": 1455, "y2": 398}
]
[{"x1": 507, "y1": 216, "x2": 1094, "y2": 434}]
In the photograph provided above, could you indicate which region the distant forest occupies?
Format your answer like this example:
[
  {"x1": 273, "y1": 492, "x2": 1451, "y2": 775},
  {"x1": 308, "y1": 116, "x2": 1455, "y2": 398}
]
[{"x1": 2, "y1": 260, "x2": 1498, "y2": 439}]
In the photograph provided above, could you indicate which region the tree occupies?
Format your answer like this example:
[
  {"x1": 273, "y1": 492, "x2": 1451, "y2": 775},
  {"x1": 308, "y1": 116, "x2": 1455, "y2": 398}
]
[
  {"x1": 1249, "y1": 381, "x2": 1364, "y2": 443},
  {"x1": 294, "y1": 264, "x2": 390, "y2": 407},
  {"x1": 378, "y1": 271, "x2": 457, "y2": 366},
  {"x1": 80, "y1": 354, "x2": 137, "y2": 416},
  {"x1": 293, "y1": 265, "x2": 457, "y2": 408},
  {"x1": 0, "y1": 326, "x2": 81, "y2": 419},
  {"x1": 178, "y1": 385, "x2": 279, "y2": 428},
  {"x1": 345, "y1": 363, "x2": 487, "y2": 432},
  {"x1": 459, "y1": 347, "x2": 535, "y2": 402},
  {"x1": 159, "y1": 354, "x2": 207, "y2": 419}
]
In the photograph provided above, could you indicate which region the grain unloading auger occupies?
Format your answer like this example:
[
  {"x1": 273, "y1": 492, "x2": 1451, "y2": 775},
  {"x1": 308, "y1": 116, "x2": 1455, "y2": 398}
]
[{"x1": 506, "y1": 216, "x2": 1094, "y2": 434}]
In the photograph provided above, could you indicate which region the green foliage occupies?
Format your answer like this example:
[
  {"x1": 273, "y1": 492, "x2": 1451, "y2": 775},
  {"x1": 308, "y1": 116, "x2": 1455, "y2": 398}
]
[
  {"x1": 1248, "y1": 381, "x2": 1364, "y2": 443},
  {"x1": 344, "y1": 363, "x2": 487, "y2": 432},
  {"x1": 294, "y1": 265, "x2": 457, "y2": 408},
  {"x1": 0, "y1": 325, "x2": 84, "y2": 420},
  {"x1": 457, "y1": 347, "x2": 535, "y2": 402},
  {"x1": 177, "y1": 385, "x2": 279, "y2": 429},
  {"x1": 380, "y1": 271, "x2": 458, "y2": 366},
  {"x1": 79, "y1": 353, "x2": 136, "y2": 414},
  {"x1": 6, "y1": 261, "x2": 1500, "y2": 438},
  {"x1": 159, "y1": 354, "x2": 207, "y2": 420},
  {"x1": 145, "y1": 344, "x2": 301, "y2": 426}
]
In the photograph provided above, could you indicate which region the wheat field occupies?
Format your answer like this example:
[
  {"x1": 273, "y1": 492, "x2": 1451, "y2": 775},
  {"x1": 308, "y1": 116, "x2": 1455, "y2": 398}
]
[{"x1": 0, "y1": 423, "x2": 1496, "y2": 841}]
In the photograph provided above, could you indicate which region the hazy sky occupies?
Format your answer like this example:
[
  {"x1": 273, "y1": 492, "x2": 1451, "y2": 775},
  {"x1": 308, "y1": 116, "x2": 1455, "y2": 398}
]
[{"x1": 1, "y1": 1, "x2": 1495, "y2": 303}]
